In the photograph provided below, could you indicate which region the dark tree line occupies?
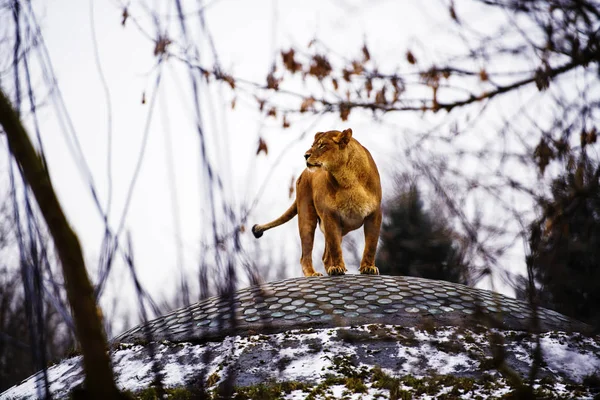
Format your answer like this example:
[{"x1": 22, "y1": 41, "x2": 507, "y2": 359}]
[
  {"x1": 517, "y1": 154, "x2": 600, "y2": 329},
  {"x1": 0, "y1": 268, "x2": 76, "y2": 392},
  {"x1": 377, "y1": 181, "x2": 470, "y2": 285}
]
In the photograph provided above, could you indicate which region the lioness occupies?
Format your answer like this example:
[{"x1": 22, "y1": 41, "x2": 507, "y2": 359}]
[{"x1": 252, "y1": 129, "x2": 382, "y2": 277}]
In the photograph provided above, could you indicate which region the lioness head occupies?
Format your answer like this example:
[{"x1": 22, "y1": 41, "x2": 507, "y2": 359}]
[{"x1": 304, "y1": 129, "x2": 353, "y2": 171}]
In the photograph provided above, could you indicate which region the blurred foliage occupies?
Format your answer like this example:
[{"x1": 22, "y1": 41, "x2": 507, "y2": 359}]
[
  {"x1": 0, "y1": 199, "x2": 75, "y2": 393},
  {"x1": 517, "y1": 154, "x2": 600, "y2": 328},
  {"x1": 0, "y1": 267, "x2": 75, "y2": 392},
  {"x1": 377, "y1": 182, "x2": 470, "y2": 285}
]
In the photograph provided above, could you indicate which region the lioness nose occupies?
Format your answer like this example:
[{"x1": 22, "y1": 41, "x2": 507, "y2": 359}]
[{"x1": 304, "y1": 153, "x2": 310, "y2": 160}]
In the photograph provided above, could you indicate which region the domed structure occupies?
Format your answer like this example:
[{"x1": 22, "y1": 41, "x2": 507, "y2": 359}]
[{"x1": 2, "y1": 275, "x2": 599, "y2": 399}]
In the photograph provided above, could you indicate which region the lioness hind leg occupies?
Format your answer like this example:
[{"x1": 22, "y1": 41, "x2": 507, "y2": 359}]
[
  {"x1": 359, "y1": 210, "x2": 382, "y2": 275},
  {"x1": 298, "y1": 201, "x2": 322, "y2": 277}
]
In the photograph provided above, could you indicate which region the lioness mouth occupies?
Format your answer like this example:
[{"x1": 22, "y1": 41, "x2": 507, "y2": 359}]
[{"x1": 306, "y1": 162, "x2": 321, "y2": 168}]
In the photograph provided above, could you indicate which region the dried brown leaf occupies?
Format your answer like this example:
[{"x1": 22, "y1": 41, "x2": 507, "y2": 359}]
[
  {"x1": 256, "y1": 97, "x2": 266, "y2": 111},
  {"x1": 308, "y1": 54, "x2": 332, "y2": 80},
  {"x1": 590, "y1": 127, "x2": 598, "y2": 143},
  {"x1": 431, "y1": 87, "x2": 439, "y2": 112},
  {"x1": 222, "y1": 74, "x2": 236, "y2": 89},
  {"x1": 479, "y1": 69, "x2": 489, "y2": 82},
  {"x1": 300, "y1": 97, "x2": 315, "y2": 113},
  {"x1": 533, "y1": 139, "x2": 554, "y2": 174},
  {"x1": 122, "y1": 7, "x2": 129, "y2": 26},
  {"x1": 362, "y1": 44, "x2": 371, "y2": 62},
  {"x1": 343, "y1": 69, "x2": 352, "y2": 82},
  {"x1": 266, "y1": 71, "x2": 280, "y2": 90},
  {"x1": 332, "y1": 78, "x2": 339, "y2": 91},
  {"x1": 154, "y1": 36, "x2": 172, "y2": 57},
  {"x1": 534, "y1": 67, "x2": 550, "y2": 91},
  {"x1": 352, "y1": 61, "x2": 364, "y2": 75},
  {"x1": 406, "y1": 50, "x2": 416, "y2": 65},
  {"x1": 257, "y1": 137, "x2": 268, "y2": 156},
  {"x1": 375, "y1": 86, "x2": 387, "y2": 105},
  {"x1": 365, "y1": 78, "x2": 373, "y2": 97},
  {"x1": 340, "y1": 103, "x2": 351, "y2": 121},
  {"x1": 283, "y1": 114, "x2": 290, "y2": 129},
  {"x1": 554, "y1": 139, "x2": 569, "y2": 158},
  {"x1": 421, "y1": 67, "x2": 440, "y2": 87},
  {"x1": 581, "y1": 127, "x2": 597, "y2": 146},
  {"x1": 281, "y1": 49, "x2": 302, "y2": 73},
  {"x1": 449, "y1": 1, "x2": 459, "y2": 22}
]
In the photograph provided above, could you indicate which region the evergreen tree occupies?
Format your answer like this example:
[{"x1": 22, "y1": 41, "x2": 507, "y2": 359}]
[
  {"x1": 517, "y1": 155, "x2": 600, "y2": 328},
  {"x1": 376, "y1": 184, "x2": 470, "y2": 285}
]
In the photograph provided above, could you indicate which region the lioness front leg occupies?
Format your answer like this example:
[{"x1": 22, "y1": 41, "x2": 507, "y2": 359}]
[
  {"x1": 359, "y1": 210, "x2": 382, "y2": 275},
  {"x1": 321, "y1": 216, "x2": 347, "y2": 275}
]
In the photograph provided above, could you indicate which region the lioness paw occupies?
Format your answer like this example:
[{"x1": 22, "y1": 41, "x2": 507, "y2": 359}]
[
  {"x1": 306, "y1": 271, "x2": 323, "y2": 277},
  {"x1": 359, "y1": 265, "x2": 379, "y2": 275},
  {"x1": 326, "y1": 265, "x2": 347, "y2": 276}
]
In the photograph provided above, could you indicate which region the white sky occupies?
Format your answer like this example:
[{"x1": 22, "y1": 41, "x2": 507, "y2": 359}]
[{"x1": 3, "y1": 0, "x2": 556, "y2": 330}]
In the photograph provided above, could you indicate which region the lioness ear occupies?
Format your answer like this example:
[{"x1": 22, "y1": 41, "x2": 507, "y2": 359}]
[{"x1": 333, "y1": 128, "x2": 352, "y2": 146}]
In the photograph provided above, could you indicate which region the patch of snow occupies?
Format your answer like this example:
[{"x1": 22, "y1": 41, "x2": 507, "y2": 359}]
[
  {"x1": 283, "y1": 389, "x2": 309, "y2": 399},
  {"x1": 1, "y1": 356, "x2": 83, "y2": 400},
  {"x1": 330, "y1": 385, "x2": 345, "y2": 398},
  {"x1": 540, "y1": 334, "x2": 600, "y2": 382},
  {"x1": 112, "y1": 347, "x2": 155, "y2": 392},
  {"x1": 2, "y1": 325, "x2": 599, "y2": 399}
]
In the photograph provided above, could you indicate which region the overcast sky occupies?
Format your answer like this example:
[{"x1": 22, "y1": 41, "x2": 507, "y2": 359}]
[{"x1": 2, "y1": 0, "x2": 547, "y2": 330}]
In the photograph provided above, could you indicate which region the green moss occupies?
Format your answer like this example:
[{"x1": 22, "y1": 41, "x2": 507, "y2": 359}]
[
  {"x1": 583, "y1": 373, "x2": 600, "y2": 389},
  {"x1": 305, "y1": 376, "x2": 345, "y2": 400},
  {"x1": 122, "y1": 387, "x2": 194, "y2": 399},
  {"x1": 206, "y1": 372, "x2": 220, "y2": 387},
  {"x1": 371, "y1": 366, "x2": 410, "y2": 400},
  {"x1": 324, "y1": 354, "x2": 368, "y2": 379},
  {"x1": 433, "y1": 339, "x2": 465, "y2": 354},
  {"x1": 232, "y1": 381, "x2": 308, "y2": 400},
  {"x1": 463, "y1": 333, "x2": 476, "y2": 344},
  {"x1": 376, "y1": 369, "x2": 484, "y2": 398},
  {"x1": 345, "y1": 377, "x2": 367, "y2": 393}
]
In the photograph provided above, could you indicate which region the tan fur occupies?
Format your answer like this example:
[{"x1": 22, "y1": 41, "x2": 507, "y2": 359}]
[{"x1": 252, "y1": 129, "x2": 382, "y2": 277}]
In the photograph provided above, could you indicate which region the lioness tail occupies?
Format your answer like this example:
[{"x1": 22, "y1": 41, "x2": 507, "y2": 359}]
[{"x1": 252, "y1": 202, "x2": 298, "y2": 238}]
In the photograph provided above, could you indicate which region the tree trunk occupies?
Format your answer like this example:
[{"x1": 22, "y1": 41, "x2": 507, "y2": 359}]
[{"x1": 0, "y1": 89, "x2": 120, "y2": 399}]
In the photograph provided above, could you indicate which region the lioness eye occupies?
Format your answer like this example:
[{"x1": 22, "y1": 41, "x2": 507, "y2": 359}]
[{"x1": 318, "y1": 143, "x2": 325, "y2": 149}]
